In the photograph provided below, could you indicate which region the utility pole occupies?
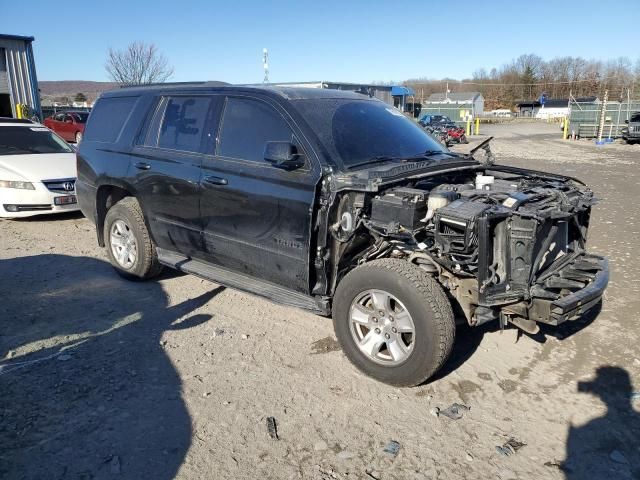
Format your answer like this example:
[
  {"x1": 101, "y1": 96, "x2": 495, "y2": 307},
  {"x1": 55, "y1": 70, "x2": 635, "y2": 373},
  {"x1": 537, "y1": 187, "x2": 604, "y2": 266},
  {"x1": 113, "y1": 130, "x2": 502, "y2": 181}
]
[{"x1": 263, "y1": 48, "x2": 269, "y2": 84}]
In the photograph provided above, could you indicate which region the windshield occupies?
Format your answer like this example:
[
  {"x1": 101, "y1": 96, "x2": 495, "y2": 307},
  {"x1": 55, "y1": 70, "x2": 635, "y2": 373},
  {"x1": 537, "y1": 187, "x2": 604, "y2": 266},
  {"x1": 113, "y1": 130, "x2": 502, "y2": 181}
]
[
  {"x1": 630, "y1": 113, "x2": 640, "y2": 123},
  {"x1": 0, "y1": 126, "x2": 73, "y2": 156},
  {"x1": 293, "y1": 99, "x2": 447, "y2": 169},
  {"x1": 72, "y1": 113, "x2": 90, "y2": 123}
]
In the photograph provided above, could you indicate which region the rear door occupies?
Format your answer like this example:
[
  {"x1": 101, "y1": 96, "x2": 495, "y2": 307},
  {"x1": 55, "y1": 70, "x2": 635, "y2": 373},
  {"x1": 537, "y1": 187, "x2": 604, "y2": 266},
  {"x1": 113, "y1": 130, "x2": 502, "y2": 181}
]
[
  {"x1": 198, "y1": 95, "x2": 321, "y2": 293},
  {"x1": 131, "y1": 95, "x2": 219, "y2": 257}
]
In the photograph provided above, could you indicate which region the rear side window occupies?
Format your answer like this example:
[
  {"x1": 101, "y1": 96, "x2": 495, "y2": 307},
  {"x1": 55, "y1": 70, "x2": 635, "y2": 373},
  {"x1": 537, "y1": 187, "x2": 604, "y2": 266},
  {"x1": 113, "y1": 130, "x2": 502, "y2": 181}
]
[
  {"x1": 218, "y1": 97, "x2": 294, "y2": 162},
  {"x1": 157, "y1": 96, "x2": 212, "y2": 153},
  {"x1": 84, "y1": 96, "x2": 137, "y2": 142}
]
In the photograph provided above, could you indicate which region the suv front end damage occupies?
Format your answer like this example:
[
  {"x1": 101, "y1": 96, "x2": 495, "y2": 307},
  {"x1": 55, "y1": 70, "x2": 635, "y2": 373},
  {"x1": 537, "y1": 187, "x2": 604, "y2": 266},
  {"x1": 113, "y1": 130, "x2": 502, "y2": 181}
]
[{"x1": 323, "y1": 156, "x2": 608, "y2": 333}]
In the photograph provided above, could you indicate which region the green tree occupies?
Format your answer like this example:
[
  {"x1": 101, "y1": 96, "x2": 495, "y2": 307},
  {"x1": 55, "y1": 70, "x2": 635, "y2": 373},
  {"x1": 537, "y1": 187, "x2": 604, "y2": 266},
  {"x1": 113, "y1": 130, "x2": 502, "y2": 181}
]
[{"x1": 74, "y1": 92, "x2": 87, "y2": 102}]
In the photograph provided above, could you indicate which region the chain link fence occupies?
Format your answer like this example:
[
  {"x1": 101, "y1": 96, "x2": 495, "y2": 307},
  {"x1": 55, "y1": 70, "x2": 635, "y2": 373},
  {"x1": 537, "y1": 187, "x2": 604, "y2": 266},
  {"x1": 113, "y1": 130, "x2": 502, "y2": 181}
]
[{"x1": 568, "y1": 99, "x2": 640, "y2": 139}]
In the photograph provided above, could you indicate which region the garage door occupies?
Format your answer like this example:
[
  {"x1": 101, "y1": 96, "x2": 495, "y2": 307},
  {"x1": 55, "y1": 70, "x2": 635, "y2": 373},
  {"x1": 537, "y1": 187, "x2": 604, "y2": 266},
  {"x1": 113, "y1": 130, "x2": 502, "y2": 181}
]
[{"x1": 0, "y1": 49, "x2": 9, "y2": 94}]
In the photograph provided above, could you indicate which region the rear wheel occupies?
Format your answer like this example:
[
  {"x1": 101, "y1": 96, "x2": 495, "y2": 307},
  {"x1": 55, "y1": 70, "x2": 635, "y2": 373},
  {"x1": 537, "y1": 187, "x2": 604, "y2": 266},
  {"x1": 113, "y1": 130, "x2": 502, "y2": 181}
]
[
  {"x1": 333, "y1": 259, "x2": 455, "y2": 386},
  {"x1": 103, "y1": 197, "x2": 163, "y2": 280}
]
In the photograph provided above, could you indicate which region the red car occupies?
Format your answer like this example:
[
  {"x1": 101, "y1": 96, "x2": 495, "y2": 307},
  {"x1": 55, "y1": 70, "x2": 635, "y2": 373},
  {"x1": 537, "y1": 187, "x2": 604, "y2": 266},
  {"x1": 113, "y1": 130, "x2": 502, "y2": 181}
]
[{"x1": 43, "y1": 111, "x2": 89, "y2": 143}]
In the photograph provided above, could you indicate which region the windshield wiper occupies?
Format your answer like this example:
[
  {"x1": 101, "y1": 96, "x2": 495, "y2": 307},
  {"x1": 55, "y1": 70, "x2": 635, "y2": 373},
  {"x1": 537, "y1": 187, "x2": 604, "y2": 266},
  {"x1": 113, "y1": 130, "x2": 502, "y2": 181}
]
[
  {"x1": 346, "y1": 156, "x2": 401, "y2": 170},
  {"x1": 0, "y1": 144, "x2": 40, "y2": 155},
  {"x1": 346, "y1": 150, "x2": 461, "y2": 170},
  {"x1": 399, "y1": 150, "x2": 460, "y2": 163},
  {"x1": 419, "y1": 150, "x2": 459, "y2": 157}
]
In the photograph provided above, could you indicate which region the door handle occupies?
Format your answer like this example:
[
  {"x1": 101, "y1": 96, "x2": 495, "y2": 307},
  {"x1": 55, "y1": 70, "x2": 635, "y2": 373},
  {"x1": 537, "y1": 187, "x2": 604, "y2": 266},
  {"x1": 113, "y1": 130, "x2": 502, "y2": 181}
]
[
  {"x1": 203, "y1": 175, "x2": 228, "y2": 186},
  {"x1": 134, "y1": 162, "x2": 151, "y2": 170}
]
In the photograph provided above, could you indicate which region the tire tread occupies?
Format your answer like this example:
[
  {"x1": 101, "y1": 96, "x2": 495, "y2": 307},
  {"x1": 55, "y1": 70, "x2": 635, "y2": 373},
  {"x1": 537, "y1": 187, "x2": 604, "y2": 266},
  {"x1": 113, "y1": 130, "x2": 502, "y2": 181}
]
[
  {"x1": 335, "y1": 258, "x2": 455, "y2": 386},
  {"x1": 104, "y1": 197, "x2": 162, "y2": 279}
]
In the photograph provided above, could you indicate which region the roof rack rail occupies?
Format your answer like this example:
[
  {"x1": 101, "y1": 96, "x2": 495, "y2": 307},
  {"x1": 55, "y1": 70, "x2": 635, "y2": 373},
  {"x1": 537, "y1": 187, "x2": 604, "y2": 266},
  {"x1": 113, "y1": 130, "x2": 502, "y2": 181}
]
[{"x1": 118, "y1": 81, "x2": 230, "y2": 89}]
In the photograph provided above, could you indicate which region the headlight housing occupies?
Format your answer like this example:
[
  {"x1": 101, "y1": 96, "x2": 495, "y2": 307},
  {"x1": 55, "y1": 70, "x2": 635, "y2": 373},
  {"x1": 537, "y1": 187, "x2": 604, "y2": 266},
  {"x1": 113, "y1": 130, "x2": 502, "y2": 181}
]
[{"x1": 0, "y1": 180, "x2": 35, "y2": 190}]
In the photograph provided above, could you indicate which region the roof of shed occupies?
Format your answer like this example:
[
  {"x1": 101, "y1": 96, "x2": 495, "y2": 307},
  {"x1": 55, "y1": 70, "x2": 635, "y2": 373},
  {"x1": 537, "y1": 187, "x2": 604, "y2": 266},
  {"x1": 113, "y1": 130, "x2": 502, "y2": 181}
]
[
  {"x1": 516, "y1": 96, "x2": 598, "y2": 108},
  {"x1": 427, "y1": 92, "x2": 482, "y2": 102},
  {"x1": 391, "y1": 86, "x2": 415, "y2": 96},
  {"x1": 0, "y1": 33, "x2": 35, "y2": 42}
]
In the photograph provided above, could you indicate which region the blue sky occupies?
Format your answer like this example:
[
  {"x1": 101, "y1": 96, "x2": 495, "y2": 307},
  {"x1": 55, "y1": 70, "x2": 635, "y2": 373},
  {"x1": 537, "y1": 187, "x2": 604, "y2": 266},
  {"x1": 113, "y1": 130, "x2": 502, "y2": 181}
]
[{"x1": 2, "y1": 0, "x2": 638, "y2": 83}]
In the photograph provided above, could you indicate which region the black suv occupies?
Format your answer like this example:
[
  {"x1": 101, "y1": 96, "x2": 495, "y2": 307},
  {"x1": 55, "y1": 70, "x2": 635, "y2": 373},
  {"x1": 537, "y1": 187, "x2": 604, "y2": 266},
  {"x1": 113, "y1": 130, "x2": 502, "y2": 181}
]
[
  {"x1": 622, "y1": 112, "x2": 640, "y2": 144},
  {"x1": 77, "y1": 84, "x2": 608, "y2": 386}
]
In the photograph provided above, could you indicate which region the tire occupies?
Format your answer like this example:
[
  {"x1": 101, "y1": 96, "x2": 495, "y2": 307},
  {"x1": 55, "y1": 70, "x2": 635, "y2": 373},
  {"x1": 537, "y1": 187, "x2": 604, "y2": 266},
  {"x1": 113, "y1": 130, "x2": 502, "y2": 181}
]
[
  {"x1": 333, "y1": 258, "x2": 455, "y2": 387},
  {"x1": 75, "y1": 131, "x2": 83, "y2": 144},
  {"x1": 103, "y1": 197, "x2": 163, "y2": 280}
]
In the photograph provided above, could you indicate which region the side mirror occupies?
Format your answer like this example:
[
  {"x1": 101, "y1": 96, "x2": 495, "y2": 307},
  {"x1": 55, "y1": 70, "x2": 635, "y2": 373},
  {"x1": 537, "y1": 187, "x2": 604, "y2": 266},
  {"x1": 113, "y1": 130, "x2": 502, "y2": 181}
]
[
  {"x1": 625, "y1": 119, "x2": 629, "y2": 124},
  {"x1": 264, "y1": 141, "x2": 303, "y2": 170}
]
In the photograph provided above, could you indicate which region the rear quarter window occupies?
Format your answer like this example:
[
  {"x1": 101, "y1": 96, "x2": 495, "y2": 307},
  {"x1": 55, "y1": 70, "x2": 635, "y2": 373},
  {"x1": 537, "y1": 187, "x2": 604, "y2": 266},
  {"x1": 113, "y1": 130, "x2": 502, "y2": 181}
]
[{"x1": 84, "y1": 96, "x2": 137, "y2": 143}]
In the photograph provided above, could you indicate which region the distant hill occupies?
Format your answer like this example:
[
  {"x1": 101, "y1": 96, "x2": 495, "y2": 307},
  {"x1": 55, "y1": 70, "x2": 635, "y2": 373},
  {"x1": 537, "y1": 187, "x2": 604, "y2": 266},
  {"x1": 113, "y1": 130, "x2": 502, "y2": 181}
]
[{"x1": 39, "y1": 81, "x2": 119, "y2": 102}]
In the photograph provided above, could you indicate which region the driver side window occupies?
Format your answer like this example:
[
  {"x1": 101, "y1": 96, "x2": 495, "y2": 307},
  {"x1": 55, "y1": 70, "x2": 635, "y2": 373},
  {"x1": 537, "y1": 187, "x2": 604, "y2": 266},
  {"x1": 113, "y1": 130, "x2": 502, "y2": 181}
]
[{"x1": 217, "y1": 97, "x2": 297, "y2": 163}]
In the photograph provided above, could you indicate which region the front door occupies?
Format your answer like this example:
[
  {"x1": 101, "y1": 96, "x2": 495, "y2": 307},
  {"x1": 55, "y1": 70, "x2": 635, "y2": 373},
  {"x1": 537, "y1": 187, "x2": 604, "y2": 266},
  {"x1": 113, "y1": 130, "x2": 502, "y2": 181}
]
[
  {"x1": 131, "y1": 95, "x2": 219, "y2": 257},
  {"x1": 199, "y1": 95, "x2": 321, "y2": 293},
  {"x1": 61, "y1": 113, "x2": 76, "y2": 141}
]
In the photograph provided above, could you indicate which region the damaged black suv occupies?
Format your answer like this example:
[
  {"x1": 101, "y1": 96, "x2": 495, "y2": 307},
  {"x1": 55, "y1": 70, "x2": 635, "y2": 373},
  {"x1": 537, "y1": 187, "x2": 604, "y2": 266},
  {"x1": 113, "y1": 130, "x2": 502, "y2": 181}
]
[{"x1": 77, "y1": 84, "x2": 608, "y2": 386}]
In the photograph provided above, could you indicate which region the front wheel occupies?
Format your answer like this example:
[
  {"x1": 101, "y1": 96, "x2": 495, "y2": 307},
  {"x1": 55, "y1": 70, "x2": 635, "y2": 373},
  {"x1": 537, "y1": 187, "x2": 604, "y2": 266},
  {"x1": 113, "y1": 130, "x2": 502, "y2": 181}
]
[
  {"x1": 104, "y1": 197, "x2": 163, "y2": 280},
  {"x1": 333, "y1": 259, "x2": 455, "y2": 387}
]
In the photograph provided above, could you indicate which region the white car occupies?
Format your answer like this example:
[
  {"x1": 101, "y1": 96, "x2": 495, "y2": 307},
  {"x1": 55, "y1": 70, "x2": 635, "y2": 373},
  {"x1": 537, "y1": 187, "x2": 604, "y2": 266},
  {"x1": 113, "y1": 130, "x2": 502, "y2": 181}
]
[{"x1": 0, "y1": 118, "x2": 80, "y2": 218}]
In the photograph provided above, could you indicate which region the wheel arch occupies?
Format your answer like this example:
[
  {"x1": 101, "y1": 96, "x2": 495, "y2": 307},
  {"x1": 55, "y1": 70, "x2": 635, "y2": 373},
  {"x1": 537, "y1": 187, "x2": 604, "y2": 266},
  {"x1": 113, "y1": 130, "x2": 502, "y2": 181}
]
[{"x1": 95, "y1": 183, "x2": 135, "y2": 246}]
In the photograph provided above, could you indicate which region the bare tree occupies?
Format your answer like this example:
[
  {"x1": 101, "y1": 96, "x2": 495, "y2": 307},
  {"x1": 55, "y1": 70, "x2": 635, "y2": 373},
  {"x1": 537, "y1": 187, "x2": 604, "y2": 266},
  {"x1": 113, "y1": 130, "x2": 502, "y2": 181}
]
[{"x1": 105, "y1": 41, "x2": 173, "y2": 86}]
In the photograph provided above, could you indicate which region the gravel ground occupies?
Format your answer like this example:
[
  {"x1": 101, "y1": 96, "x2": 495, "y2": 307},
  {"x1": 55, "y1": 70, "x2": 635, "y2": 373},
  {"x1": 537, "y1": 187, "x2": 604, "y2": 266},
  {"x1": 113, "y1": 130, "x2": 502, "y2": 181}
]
[{"x1": 1, "y1": 122, "x2": 639, "y2": 480}]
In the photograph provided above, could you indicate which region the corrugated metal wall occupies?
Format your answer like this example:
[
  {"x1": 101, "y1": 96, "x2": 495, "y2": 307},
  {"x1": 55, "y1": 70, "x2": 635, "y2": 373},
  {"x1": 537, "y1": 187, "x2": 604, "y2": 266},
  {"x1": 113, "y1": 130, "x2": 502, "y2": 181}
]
[
  {"x1": 568, "y1": 101, "x2": 640, "y2": 138},
  {"x1": 0, "y1": 38, "x2": 41, "y2": 118},
  {"x1": 0, "y1": 49, "x2": 9, "y2": 94}
]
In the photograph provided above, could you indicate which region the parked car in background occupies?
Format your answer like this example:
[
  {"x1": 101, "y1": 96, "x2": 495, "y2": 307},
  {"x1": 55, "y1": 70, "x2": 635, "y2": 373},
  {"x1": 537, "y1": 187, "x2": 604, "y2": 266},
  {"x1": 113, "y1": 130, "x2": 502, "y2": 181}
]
[
  {"x1": 0, "y1": 118, "x2": 79, "y2": 218},
  {"x1": 43, "y1": 111, "x2": 89, "y2": 143},
  {"x1": 420, "y1": 114, "x2": 467, "y2": 145},
  {"x1": 621, "y1": 112, "x2": 640, "y2": 144},
  {"x1": 77, "y1": 84, "x2": 608, "y2": 387},
  {"x1": 418, "y1": 114, "x2": 456, "y2": 128}
]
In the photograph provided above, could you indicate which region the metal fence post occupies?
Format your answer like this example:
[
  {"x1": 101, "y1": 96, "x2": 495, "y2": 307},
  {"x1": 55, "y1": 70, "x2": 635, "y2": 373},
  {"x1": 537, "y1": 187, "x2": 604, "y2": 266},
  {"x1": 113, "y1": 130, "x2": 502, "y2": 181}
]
[{"x1": 597, "y1": 90, "x2": 608, "y2": 144}]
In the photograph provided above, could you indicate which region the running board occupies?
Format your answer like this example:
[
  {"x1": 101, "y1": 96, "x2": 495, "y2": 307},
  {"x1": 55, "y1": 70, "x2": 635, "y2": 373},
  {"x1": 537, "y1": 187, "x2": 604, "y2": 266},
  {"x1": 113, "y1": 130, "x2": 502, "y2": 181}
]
[{"x1": 157, "y1": 248, "x2": 329, "y2": 315}]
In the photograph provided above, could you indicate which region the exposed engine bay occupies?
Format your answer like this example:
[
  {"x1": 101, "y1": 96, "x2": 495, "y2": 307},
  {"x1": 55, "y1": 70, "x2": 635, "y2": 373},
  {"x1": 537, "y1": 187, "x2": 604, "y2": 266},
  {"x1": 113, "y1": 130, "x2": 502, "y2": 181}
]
[{"x1": 325, "y1": 159, "x2": 608, "y2": 332}]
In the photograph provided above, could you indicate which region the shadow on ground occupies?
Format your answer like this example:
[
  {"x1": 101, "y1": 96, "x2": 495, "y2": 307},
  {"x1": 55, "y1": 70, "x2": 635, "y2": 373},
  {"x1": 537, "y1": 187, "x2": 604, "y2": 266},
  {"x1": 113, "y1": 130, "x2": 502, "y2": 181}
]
[
  {"x1": 561, "y1": 365, "x2": 640, "y2": 479},
  {"x1": 8, "y1": 210, "x2": 85, "y2": 222},
  {"x1": 0, "y1": 254, "x2": 221, "y2": 479}
]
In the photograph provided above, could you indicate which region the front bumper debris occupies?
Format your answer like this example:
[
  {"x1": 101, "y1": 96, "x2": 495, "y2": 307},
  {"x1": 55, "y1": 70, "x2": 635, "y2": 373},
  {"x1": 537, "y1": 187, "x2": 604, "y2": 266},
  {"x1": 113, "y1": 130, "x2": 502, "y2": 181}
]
[{"x1": 528, "y1": 254, "x2": 609, "y2": 325}]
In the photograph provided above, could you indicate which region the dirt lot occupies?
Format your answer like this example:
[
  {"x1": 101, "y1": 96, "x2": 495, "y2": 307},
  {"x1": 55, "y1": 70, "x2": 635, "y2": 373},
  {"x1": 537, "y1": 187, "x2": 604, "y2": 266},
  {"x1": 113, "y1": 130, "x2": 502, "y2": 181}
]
[{"x1": 1, "y1": 122, "x2": 639, "y2": 480}]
